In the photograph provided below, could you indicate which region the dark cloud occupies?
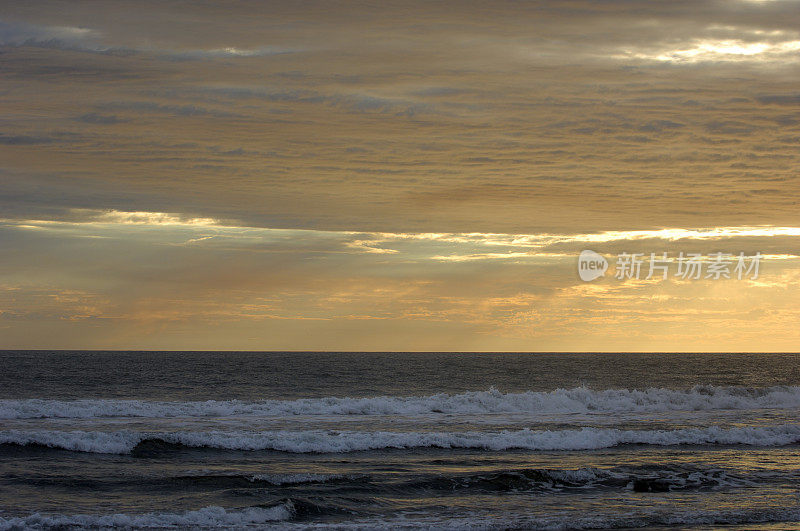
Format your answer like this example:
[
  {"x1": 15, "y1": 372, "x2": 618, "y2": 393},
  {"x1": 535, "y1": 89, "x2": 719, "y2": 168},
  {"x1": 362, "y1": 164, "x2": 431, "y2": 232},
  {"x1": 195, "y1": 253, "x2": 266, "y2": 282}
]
[
  {"x1": 97, "y1": 101, "x2": 242, "y2": 118},
  {"x1": 757, "y1": 95, "x2": 800, "y2": 105},
  {"x1": 638, "y1": 120, "x2": 685, "y2": 132},
  {"x1": 0, "y1": 134, "x2": 55, "y2": 145},
  {"x1": 704, "y1": 121, "x2": 757, "y2": 135},
  {"x1": 75, "y1": 113, "x2": 125, "y2": 125}
]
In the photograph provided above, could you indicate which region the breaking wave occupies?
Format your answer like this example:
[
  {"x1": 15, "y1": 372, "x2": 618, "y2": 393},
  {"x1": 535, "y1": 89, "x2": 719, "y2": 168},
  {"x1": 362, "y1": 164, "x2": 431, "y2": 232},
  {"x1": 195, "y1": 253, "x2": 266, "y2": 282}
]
[
  {"x1": 3, "y1": 385, "x2": 800, "y2": 419},
  {"x1": 1, "y1": 423, "x2": 798, "y2": 455},
  {"x1": 345, "y1": 506, "x2": 800, "y2": 530},
  {"x1": 0, "y1": 504, "x2": 293, "y2": 530},
  {"x1": 172, "y1": 472, "x2": 363, "y2": 487},
  {"x1": 3, "y1": 502, "x2": 800, "y2": 530},
  {"x1": 402, "y1": 465, "x2": 759, "y2": 493}
]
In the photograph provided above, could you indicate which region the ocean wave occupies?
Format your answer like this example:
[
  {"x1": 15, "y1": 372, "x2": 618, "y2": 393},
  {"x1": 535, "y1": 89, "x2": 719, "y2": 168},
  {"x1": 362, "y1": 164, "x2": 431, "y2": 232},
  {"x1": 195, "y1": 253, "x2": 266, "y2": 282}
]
[
  {"x1": 335, "y1": 506, "x2": 800, "y2": 530},
  {"x1": 249, "y1": 473, "x2": 358, "y2": 485},
  {"x1": 404, "y1": 465, "x2": 757, "y2": 493},
  {"x1": 172, "y1": 471, "x2": 363, "y2": 487},
  {"x1": 0, "y1": 504, "x2": 293, "y2": 530},
  {"x1": 3, "y1": 385, "x2": 800, "y2": 419},
  {"x1": 1, "y1": 424, "x2": 798, "y2": 454},
  {"x1": 4, "y1": 503, "x2": 800, "y2": 530}
]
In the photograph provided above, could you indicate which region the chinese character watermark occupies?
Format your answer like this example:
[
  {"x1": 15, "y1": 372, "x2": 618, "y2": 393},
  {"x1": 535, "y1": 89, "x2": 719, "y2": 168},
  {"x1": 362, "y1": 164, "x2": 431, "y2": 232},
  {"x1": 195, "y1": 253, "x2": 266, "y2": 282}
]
[{"x1": 578, "y1": 251, "x2": 762, "y2": 282}]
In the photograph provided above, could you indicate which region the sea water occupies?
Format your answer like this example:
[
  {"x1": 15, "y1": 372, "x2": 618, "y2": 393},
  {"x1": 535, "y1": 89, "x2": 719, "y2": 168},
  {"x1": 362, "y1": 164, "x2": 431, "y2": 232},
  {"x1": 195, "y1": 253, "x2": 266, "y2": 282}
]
[{"x1": 1, "y1": 351, "x2": 799, "y2": 529}]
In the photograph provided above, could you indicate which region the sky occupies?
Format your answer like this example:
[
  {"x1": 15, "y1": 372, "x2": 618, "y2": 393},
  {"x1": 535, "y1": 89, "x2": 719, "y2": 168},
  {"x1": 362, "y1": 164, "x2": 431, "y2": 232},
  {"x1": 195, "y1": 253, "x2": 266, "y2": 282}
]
[{"x1": 1, "y1": 0, "x2": 799, "y2": 351}]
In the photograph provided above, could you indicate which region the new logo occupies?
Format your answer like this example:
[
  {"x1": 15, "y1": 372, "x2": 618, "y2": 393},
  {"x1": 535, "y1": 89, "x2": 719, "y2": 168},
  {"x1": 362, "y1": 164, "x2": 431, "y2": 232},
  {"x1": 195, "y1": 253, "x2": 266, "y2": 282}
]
[{"x1": 578, "y1": 250, "x2": 608, "y2": 281}]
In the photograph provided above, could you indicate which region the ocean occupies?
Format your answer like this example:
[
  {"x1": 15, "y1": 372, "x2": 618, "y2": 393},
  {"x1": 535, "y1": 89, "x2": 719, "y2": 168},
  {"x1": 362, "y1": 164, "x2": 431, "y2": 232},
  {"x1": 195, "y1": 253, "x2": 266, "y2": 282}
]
[{"x1": 1, "y1": 351, "x2": 799, "y2": 529}]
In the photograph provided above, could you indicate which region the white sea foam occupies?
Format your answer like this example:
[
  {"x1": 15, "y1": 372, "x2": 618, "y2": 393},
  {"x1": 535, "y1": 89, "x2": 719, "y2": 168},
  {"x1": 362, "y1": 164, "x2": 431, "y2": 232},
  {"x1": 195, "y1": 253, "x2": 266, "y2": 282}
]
[
  {"x1": 305, "y1": 506, "x2": 800, "y2": 530},
  {"x1": 436, "y1": 465, "x2": 760, "y2": 491},
  {"x1": 4, "y1": 503, "x2": 800, "y2": 530},
  {"x1": 3, "y1": 385, "x2": 800, "y2": 419},
  {"x1": 249, "y1": 473, "x2": 350, "y2": 484},
  {"x1": 0, "y1": 504, "x2": 292, "y2": 531},
  {"x1": 174, "y1": 469, "x2": 352, "y2": 485},
  {"x1": 1, "y1": 424, "x2": 799, "y2": 454}
]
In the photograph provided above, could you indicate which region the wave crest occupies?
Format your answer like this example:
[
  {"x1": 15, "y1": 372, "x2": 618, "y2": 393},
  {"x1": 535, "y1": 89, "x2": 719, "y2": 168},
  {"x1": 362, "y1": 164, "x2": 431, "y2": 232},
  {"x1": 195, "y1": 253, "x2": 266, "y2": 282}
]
[
  {"x1": 1, "y1": 424, "x2": 798, "y2": 455},
  {"x1": 0, "y1": 504, "x2": 292, "y2": 530},
  {"x1": 3, "y1": 385, "x2": 800, "y2": 419}
]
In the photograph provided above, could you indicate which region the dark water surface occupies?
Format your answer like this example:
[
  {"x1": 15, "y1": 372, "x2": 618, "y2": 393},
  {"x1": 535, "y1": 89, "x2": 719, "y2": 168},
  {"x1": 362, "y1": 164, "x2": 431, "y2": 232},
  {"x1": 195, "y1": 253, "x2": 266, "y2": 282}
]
[{"x1": 1, "y1": 351, "x2": 799, "y2": 529}]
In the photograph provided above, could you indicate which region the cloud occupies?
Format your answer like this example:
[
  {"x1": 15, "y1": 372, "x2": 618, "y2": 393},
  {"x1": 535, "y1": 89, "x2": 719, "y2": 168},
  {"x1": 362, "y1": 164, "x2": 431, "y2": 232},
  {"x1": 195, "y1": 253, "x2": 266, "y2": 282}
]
[
  {"x1": 0, "y1": 134, "x2": 55, "y2": 145},
  {"x1": 1, "y1": 209, "x2": 798, "y2": 350},
  {"x1": 76, "y1": 210, "x2": 219, "y2": 226},
  {"x1": 0, "y1": 19, "x2": 136, "y2": 56},
  {"x1": 4, "y1": 209, "x2": 800, "y2": 261},
  {"x1": 165, "y1": 46, "x2": 298, "y2": 60},
  {"x1": 637, "y1": 120, "x2": 685, "y2": 132},
  {"x1": 0, "y1": 19, "x2": 100, "y2": 47},
  {"x1": 75, "y1": 113, "x2": 124, "y2": 125},
  {"x1": 630, "y1": 38, "x2": 800, "y2": 63},
  {"x1": 180, "y1": 86, "x2": 433, "y2": 116},
  {"x1": 705, "y1": 120, "x2": 757, "y2": 134},
  {"x1": 3, "y1": 1, "x2": 800, "y2": 349},
  {"x1": 757, "y1": 94, "x2": 800, "y2": 105},
  {"x1": 0, "y1": 19, "x2": 296, "y2": 60},
  {"x1": 97, "y1": 101, "x2": 241, "y2": 118}
]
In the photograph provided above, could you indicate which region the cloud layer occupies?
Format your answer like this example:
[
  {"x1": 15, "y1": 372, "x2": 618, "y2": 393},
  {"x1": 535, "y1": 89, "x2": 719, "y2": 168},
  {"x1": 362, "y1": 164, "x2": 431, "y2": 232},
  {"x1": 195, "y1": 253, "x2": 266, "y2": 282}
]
[{"x1": 1, "y1": 1, "x2": 799, "y2": 349}]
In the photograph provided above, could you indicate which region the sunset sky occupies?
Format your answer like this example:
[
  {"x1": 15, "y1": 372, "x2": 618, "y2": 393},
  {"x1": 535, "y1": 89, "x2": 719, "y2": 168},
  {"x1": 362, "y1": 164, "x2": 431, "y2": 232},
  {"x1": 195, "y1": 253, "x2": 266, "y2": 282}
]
[{"x1": 1, "y1": 0, "x2": 799, "y2": 351}]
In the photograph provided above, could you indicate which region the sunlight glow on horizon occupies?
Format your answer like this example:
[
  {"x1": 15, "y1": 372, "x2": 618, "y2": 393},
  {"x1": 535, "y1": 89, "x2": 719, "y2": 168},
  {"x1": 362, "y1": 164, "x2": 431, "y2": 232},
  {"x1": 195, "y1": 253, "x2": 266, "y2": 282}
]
[{"x1": 4, "y1": 209, "x2": 800, "y2": 248}]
